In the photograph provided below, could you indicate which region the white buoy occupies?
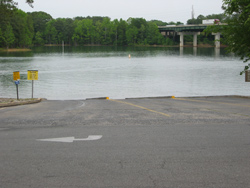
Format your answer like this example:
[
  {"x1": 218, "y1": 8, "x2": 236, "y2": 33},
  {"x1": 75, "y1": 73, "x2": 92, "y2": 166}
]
[{"x1": 129, "y1": 54, "x2": 131, "y2": 58}]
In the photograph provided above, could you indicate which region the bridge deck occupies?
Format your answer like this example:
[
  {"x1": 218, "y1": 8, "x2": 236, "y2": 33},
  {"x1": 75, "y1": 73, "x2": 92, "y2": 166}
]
[{"x1": 158, "y1": 24, "x2": 226, "y2": 32}]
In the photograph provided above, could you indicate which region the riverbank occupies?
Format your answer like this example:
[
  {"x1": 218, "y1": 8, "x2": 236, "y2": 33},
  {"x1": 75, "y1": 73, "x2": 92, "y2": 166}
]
[
  {"x1": 0, "y1": 98, "x2": 44, "y2": 108},
  {"x1": 44, "y1": 44, "x2": 219, "y2": 48},
  {"x1": 0, "y1": 44, "x2": 227, "y2": 52},
  {"x1": 0, "y1": 48, "x2": 32, "y2": 52}
]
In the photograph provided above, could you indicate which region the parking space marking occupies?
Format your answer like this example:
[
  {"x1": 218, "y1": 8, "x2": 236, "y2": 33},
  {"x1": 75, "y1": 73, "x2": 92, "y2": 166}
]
[
  {"x1": 174, "y1": 98, "x2": 250, "y2": 108},
  {"x1": 109, "y1": 99, "x2": 170, "y2": 117}
]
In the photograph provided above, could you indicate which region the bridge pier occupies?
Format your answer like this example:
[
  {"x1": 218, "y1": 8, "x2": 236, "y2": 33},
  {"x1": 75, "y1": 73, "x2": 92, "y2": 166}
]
[
  {"x1": 178, "y1": 32, "x2": 200, "y2": 47},
  {"x1": 179, "y1": 32, "x2": 184, "y2": 47},
  {"x1": 212, "y1": 32, "x2": 221, "y2": 48},
  {"x1": 161, "y1": 31, "x2": 176, "y2": 42}
]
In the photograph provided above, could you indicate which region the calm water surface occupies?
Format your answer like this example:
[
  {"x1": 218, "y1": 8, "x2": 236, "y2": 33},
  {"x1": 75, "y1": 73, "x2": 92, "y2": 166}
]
[{"x1": 0, "y1": 46, "x2": 249, "y2": 100}]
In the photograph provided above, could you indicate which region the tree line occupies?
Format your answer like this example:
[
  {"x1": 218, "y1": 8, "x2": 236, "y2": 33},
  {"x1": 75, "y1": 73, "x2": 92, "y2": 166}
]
[
  {"x1": 0, "y1": 1, "x2": 185, "y2": 49},
  {"x1": 0, "y1": 0, "x2": 232, "y2": 50}
]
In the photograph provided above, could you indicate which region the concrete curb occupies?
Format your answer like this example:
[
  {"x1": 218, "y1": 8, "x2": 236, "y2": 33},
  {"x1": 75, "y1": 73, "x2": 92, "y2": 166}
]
[
  {"x1": 125, "y1": 95, "x2": 250, "y2": 100},
  {"x1": 125, "y1": 96, "x2": 175, "y2": 99},
  {"x1": 86, "y1": 97, "x2": 109, "y2": 100},
  {"x1": 0, "y1": 98, "x2": 45, "y2": 108}
]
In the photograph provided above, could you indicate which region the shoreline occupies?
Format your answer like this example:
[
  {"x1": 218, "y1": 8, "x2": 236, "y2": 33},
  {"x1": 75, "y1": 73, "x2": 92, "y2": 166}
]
[
  {"x1": 0, "y1": 98, "x2": 44, "y2": 108},
  {"x1": 0, "y1": 44, "x2": 227, "y2": 52},
  {"x1": 0, "y1": 48, "x2": 32, "y2": 52}
]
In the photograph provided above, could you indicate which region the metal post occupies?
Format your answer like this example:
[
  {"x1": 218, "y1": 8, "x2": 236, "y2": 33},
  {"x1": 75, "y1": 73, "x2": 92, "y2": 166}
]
[
  {"x1": 16, "y1": 84, "x2": 19, "y2": 100},
  {"x1": 32, "y1": 80, "x2": 34, "y2": 98}
]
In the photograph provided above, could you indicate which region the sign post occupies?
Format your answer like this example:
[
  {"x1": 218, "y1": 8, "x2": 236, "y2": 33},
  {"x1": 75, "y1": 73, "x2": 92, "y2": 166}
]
[
  {"x1": 13, "y1": 71, "x2": 20, "y2": 100},
  {"x1": 27, "y1": 70, "x2": 38, "y2": 98}
]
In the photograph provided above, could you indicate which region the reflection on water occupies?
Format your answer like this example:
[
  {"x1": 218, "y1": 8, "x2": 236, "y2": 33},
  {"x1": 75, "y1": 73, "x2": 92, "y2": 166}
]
[{"x1": 0, "y1": 46, "x2": 249, "y2": 100}]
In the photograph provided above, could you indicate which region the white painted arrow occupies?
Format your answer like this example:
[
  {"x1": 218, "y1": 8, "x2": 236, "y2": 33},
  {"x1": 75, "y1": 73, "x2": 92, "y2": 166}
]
[{"x1": 37, "y1": 135, "x2": 102, "y2": 143}]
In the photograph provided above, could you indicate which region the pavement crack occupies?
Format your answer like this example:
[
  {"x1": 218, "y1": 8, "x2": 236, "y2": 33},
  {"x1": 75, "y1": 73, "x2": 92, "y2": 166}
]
[
  {"x1": 118, "y1": 160, "x2": 124, "y2": 169},
  {"x1": 148, "y1": 175, "x2": 157, "y2": 187},
  {"x1": 160, "y1": 159, "x2": 167, "y2": 169}
]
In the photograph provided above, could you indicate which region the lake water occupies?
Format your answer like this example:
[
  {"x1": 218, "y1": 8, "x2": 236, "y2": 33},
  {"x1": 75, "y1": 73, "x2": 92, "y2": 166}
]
[{"x1": 0, "y1": 46, "x2": 249, "y2": 100}]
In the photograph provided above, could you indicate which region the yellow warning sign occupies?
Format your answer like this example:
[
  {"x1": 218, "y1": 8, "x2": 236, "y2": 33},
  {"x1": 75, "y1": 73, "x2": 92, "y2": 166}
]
[
  {"x1": 13, "y1": 71, "x2": 20, "y2": 81},
  {"x1": 27, "y1": 70, "x2": 38, "y2": 80}
]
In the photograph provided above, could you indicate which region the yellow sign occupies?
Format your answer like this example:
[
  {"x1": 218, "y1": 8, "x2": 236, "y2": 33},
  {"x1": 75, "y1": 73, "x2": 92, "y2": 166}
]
[
  {"x1": 27, "y1": 70, "x2": 38, "y2": 80},
  {"x1": 13, "y1": 71, "x2": 20, "y2": 81}
]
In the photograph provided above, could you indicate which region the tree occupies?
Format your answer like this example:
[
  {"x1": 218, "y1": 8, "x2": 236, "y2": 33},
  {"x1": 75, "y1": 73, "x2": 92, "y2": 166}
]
[
  {"x1": 34, "y1": 31, "x2": 44, "y2": 45},
  {"x1": 0, "y1": 28, "x2": 4, "y2": 46},
  {"x1": 0, "y1": 0, "x2": 17, "y2": 31},
  {"x1": 26, "y1": 0, "x2": 34, "y2": 7},
  {"x1": 221, "y1": 0, "x2": 250, "y2": 74},
  {"x1": 81, "y1": 19, "x2": 94, "y2": 44},
  {"x1": 102, "y1": 17, "x2": 113, "y2": 45},
  {"x1": 3, "y1": 23, "x2": 15, "y2": 49},
  {"x1": 0, "y1": 0, "x2": 35, "y2": 48},
  {"x1": 146, "y1": 22, "x2": 164, "y2": 45},
  {"x1": 45, "y1": 20, "x2": 58, "y2": 44},
  {"x1": 187, "y1": 15, "x2": 204, "y2": 24},
  {"x1": 63, "y1": 18, "x2": 74, "y2": 45},
  {"x1": 29, "y1": 11, "x2": 52, "y2": 33},
  {"x1": 126, "y1": 26, "x2": 138, "y2": 45},
  {"x1": 126, "y1": 18, "x2": 148, "y2": 45},
  {"x1": 11, "y1": 9, "x2": 34, "y2": 47},
  {"x1": 72, "y1": 19, "x2": 94, "y2": 45},
  {"x1": 94, "y1": 20, "x2": 103, "y2": 44},
  {"x1": 116, "y1": 19, "x2": 128, "y2": 46},
  {"x1": 148, "y1": 20, "x2": 168, "y2": 26}
]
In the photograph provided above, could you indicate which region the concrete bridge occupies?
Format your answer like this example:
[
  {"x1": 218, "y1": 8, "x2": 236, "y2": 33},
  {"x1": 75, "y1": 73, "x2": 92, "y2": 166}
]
[{"x1": 158, "y1": 24, "x2": 226, "y2": 48}]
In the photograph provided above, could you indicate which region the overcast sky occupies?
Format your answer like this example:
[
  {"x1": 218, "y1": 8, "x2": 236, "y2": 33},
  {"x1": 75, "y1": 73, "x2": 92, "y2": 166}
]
[{"x1": 17, "y1": 0, "x2": 224, "y2": 23}]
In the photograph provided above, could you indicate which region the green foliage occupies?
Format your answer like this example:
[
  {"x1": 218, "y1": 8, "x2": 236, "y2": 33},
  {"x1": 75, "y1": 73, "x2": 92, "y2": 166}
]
[
  {"x1": 0, "y1": 28, "x2": 3, "y2": 46},
  {"x1": 148, "y1": 20, "x2": 168, "y2": 26},
  {"x1": 164, "y1": 38, "x2": 174, "y2": 45},
  {"x1": 0, "y1": 1, "x2": 34, "y2": 48},
  {"x1": 3, "y1": 23, "x2": 15, "y2": 48},
  {"x1": 29, "y1": 11, "x2": 52, "y2": 33},
  {"x1": 45, "y1": 20, "x2": 58, "y2": 44},
  {"x1": 0, "y1": 0, "x2": 17, "y2": 35},
  {"x1": 116, "y1": 19, "x2": 128, "y2": 46},
  {"x1": 204, "y1": 0, "x2": 250, "y2": 74},
  {"x1": 34, "y1": 31, "x2": 44, "y2": 45},
  {"x1": 149, "y1": 20, "x2": 183, "y2": 26},
  {"x1": 47, "y1": 18, "x2": 74, "y2": 45},
  {"x1": 11, "y1": 9, "x2": 34, "y2": 47},
  {"x1": 126, "y1": 26, "x2": 138, "y2": 45},
  {"x1": 222, "y1": 0, "x2": 250, "y2": 74},
  {"x1": 187, "y1": 18, "x2": 202, "y2": 24},
  {"x1": 146, "y1": 22, "x2": 164, "y2": 45},
  {"x1": 0, "y1": 0, "x2": 227, "y2": 48},
  {"x1": 72, "y1": 17, "x2": 165, "y2": 46}
]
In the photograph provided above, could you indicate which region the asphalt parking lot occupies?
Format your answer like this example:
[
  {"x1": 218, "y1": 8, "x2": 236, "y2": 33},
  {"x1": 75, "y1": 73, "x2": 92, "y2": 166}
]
[{"x1": 0, "y1": 96, "x2": 250, "y2": 187}]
